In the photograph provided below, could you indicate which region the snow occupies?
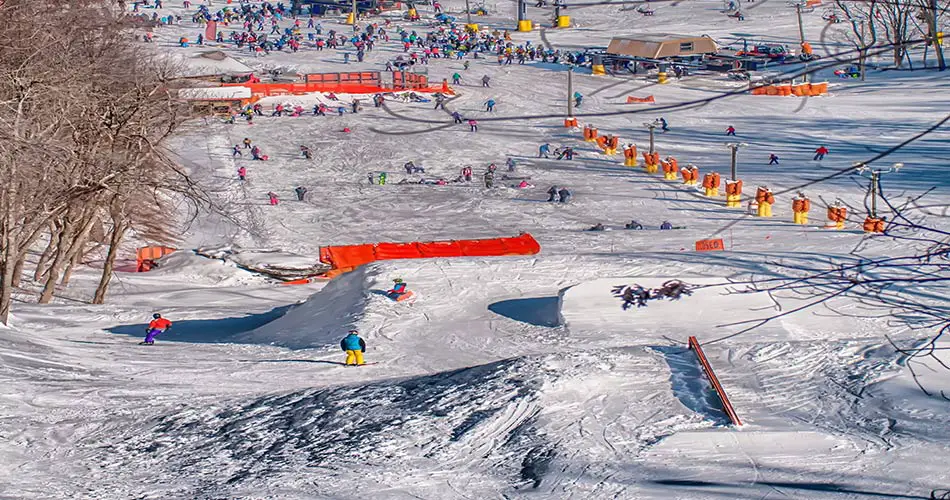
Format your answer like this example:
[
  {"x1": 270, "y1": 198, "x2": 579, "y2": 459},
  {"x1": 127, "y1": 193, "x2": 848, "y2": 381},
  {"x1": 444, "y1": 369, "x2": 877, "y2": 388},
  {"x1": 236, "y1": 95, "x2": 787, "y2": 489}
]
[{"x1": 1, "y1": 0, "x2": 949, "y2": 498}]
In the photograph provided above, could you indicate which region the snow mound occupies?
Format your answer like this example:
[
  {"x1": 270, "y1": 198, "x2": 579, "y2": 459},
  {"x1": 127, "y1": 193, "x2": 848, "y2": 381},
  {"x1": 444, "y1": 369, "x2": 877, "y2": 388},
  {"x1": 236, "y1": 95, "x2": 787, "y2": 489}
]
[
  {"x1": 195, "y1": 245, "x2": 330, "y2": 280},
  {"x1": 237, "y1": 266, "x2": 377, "y2": 349},
  {"x1": 560, "y1": 278, "x2": 778, "y2": 341},
  {"x1": 148, "y1": 250, "x2": 261, "y2": 286}
]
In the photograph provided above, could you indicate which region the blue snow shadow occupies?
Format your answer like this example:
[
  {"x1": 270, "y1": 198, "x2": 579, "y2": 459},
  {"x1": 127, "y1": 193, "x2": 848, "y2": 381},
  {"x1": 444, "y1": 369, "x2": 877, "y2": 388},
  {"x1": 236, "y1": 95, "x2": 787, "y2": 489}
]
[
  {"x1": 105, "y1": 305, "x2": 293, "y2": 344},
  {"x1": 488, "y1": 297, "x2": 561, "y2": 327},
  {"x1": 653, "y1": 346, "x2": 732, "y2": 426}
]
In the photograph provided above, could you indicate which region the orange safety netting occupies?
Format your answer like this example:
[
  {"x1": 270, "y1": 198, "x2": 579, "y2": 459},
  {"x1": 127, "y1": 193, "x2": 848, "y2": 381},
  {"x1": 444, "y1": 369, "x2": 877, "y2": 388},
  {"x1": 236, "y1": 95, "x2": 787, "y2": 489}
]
[
  {"x1": 136, "y1": 246, "x2": 176, "y2": 272},
  {"x1": 319, "y1": 233, "x2": 541, "y2": 274}
]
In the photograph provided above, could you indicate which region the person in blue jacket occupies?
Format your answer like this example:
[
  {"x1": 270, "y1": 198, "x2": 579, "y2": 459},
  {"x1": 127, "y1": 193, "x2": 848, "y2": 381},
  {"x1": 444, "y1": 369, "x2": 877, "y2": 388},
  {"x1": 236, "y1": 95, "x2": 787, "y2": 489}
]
[
  {"x1": 573, "y1": 91, "x2": 582, "y2": 107},
  {"x1": 388, "y1": 278, "x2": 408, "y2": 298},
  {"x1": 341, "y1": 330, "x2": 367, "y2": 366}
]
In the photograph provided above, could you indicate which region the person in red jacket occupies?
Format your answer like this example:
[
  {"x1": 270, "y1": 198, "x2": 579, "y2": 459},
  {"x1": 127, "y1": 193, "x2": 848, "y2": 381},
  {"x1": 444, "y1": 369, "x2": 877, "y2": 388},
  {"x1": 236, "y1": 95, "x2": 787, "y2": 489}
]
[
  {"x1": 725, "y1": 125, "x2": 736, "y2": 136},
  {"x1": 143, "y1": 313, "x2": 172, "y2": 345},
  {"x1": 814, "y1": 145, "x2": 829, "y2": 160}
]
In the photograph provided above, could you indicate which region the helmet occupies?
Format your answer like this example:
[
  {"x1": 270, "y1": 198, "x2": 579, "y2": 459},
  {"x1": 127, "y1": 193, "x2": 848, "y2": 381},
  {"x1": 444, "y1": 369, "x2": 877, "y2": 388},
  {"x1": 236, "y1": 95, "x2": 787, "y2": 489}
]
[
  {"x1": 153, "y1": 313, "x2": 161, "y2": 319},
  {"x1": 393, "y1": 278, "x2": 403, "y2": 283},
  {"x1": 348, "y1": 329, "x2": 359, "y2": 334}
]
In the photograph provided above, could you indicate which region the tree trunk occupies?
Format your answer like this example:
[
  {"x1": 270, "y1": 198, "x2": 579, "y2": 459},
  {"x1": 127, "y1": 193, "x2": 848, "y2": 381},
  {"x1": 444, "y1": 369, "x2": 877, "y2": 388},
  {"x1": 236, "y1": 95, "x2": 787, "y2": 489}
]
[
  {"x1": 33, "y1": 223, "x2": 59, "y2": 282},
  {"x1": 0, "y1": 244, "x2": 16, "y2": 324},
  {"x1": 93, "y1": 218, "x2": 128, "y2": 305},
  {"x1": 38, "y1": 220, "x2": 75, "y2": 304},
  {"x1": 60, "y1": 213, "x2": 98, "y2": 287}
]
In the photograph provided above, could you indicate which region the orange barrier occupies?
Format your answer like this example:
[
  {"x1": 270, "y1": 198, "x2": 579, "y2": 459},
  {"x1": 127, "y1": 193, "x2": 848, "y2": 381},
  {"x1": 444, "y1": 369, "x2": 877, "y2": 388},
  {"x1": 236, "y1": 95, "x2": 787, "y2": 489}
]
[
  {"x1": 695, "y1": 239, "x2": 724, "y2": 252},
  {"x1": 626, "y1": 95, "x2": 655, "y2": 103},
  {"x1": 223, "y1": 71, "x2": 450, "y2": 96},
  {"x1": 318, "y1": 233, "x2": 541, "y2": 275},
  {"x1": 688, "y1": 336, "x2": 742, "y2": 426},
  {"x1": 136, "y1": 246, "x2": 176, "y2": 272},
  {"x1": 751, "y1": 82, "x2": 828, "y2": 97}
]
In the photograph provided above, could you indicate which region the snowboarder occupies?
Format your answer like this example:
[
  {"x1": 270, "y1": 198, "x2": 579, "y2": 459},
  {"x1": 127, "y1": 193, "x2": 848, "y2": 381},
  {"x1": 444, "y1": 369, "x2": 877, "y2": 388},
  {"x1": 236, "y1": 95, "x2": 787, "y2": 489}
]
[
  {"x1": 267, "y1": 191, "x2": 279, "y2": 205},
  {"x1": 660, "y1": 221, "x2": 674, "y2": 230},
  {"x1": 726, "y1": 125, "x2": 736, "y2": 136},
  {"x1": 769, "y1": 153, "x2": 779, "y2": 165},
  {"x1": 538, "y1": 143, "x2": 551, "y2": 158},
  {"x1": 300, "y1": 145, "x2": 313, "y2": 159},
  {"x1": 469, "y1": 119, "x2": 478, "y2": 132},
  {"x1": 404, "y1": 161, "x2": 425, "y2": 174},
  {"x1": 814, "y1": 145, "x2": 829, "y2": 161},
  {"x1": 587, "y1": 223, "x2": 606, "y2": 231},
  {"x1": 506, "y1": 157, "x2": 516, "y2": 172},
  {"x1": 546, "y1": 185, "x2": 559, "y2": 202},
  {"x1": 461, "y1": 166, "x2": 473, "y2": 181},
  {"x1": 378, "y1": 172, "x2": 388, "y2": 185},
  {"x1": 573, "y1": 91, "x2": 583, "y2": 107},
  {"x1": 142, "y1": 313, "x2": 172, "y2": 345},
  {"x1": 485, "y1": 98, "x2": 495, "y2": 112},
  {"x1": 340, "y1": 330, "x2": 367, "y2": 366},
  {"x1": 659, "y1": 117, "x2": 669, "y2": 132},
  {"x1": 484, "y1": 170, "x2": 495, "y2": 188},
  {"x1": 237, "y1": 166, "x2": 247, "y2": 181},
  {"x1": 558, "y1": 187, "x2": 572, "y2": 203},
  {"x1": 556, "y1": 146, "x2": 575, "y2": 160},
  {"x1": 387, "y1": 278, "x2": 409, "y2": 299},
  {"x1": 295, "y1": 186, "x2": 308, "y2": 201},
  {"x1": 625, "y1": 220, "x2": 643, "y2": 230},
  {"x1": 481, "y1": 74, "x2": 491, "y2": 87}
]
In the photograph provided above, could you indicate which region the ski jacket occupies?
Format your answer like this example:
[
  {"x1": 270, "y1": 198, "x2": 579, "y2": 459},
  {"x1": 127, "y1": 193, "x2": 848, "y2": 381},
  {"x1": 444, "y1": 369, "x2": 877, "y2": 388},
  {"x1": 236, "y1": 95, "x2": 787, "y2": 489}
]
[
  {"x1": 341, "y1": 334, "x2": 366, "y2": 352},
  {"x1": 389, "y1": 283, "x2": 407, "y2": 294},
  {"x1": 149, "y1": 318, "x2": 172, "y2": 331}
]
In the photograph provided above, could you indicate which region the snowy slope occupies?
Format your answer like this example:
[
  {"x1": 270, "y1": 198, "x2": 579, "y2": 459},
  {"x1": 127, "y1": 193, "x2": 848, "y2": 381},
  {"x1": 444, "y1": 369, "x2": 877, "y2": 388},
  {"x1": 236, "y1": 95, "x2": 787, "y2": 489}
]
[{"x1": 1, "y1": 0, "x2": 949, "y2": 498}]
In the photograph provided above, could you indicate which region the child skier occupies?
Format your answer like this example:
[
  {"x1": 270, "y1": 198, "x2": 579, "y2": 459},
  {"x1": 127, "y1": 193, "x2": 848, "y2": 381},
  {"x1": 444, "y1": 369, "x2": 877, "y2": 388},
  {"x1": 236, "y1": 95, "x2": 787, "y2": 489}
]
[
  {"x1": 340, "y1": 330, "x2": 367, "y2": 366},
  {"x1": 142, "y1": 313, "x2": 172, "y2": 345},
  {"x1": 237, "y1": 166, "x2": 247, "y2": 181}
]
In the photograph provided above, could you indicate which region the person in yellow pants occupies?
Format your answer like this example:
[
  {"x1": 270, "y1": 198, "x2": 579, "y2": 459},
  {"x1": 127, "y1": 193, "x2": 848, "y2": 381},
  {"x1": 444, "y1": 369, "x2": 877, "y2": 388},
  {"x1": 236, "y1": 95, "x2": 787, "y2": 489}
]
[{"x1": 340, "y1": 330, "x2": 367, "y2": 366}]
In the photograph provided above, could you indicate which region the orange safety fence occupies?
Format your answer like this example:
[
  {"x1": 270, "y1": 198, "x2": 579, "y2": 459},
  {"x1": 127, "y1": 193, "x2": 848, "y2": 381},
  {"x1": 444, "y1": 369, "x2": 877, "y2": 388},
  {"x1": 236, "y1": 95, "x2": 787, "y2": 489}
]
[
  {"x1": 626, "y1": 95, "x2": 655, "y2": 103},
  {"x1": 688, "y1": 336, "x2": 742, "y2": 426},
  {"x1": 136, "y1": 246, "x2": 177, "y2": 272},
  {"x1": 223, "y1": 72, "x2": 451, "y2": 97},
  {"x1": 319, "y1": 233, "x2": 541, "y2": 275},
  {"x1": 751, "y1": 82, "x2": 828, "y2": 97}
]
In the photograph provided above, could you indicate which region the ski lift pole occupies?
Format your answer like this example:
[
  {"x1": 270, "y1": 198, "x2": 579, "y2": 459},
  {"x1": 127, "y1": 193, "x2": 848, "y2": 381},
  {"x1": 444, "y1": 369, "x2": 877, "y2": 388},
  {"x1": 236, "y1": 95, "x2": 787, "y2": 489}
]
[
  {"x1": 567, "y1": 65, "x2": 574, "y2": 118},
  {"x1": 795, "y1": 3, "x2": 808, "y2": 83},
  {"x1": 643, "y1": 121, "x2": 657, "y2": 154}
]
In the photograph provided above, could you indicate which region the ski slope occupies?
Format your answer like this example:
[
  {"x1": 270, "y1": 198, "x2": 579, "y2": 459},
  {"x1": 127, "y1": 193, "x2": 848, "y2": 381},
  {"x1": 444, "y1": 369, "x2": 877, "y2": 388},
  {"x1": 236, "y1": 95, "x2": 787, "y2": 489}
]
[{"x1": 1, "y1": 0, "x2": 949, "y2": 498}]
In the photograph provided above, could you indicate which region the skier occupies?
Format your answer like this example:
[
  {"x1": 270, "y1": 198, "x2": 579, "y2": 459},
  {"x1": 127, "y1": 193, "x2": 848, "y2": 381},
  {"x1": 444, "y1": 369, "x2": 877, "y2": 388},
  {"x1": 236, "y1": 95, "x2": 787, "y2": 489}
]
[
  {"x1": 769, "y1": 153, "x2": 779, "y2": 165},
  {"x1": 388, "y1": 278, "x2": 409, "y2": 298},
  {"x1": 340, "y1": 330, "x2": 367, "y2": 366},
  {"x1": 232, "y1": 145, "x2": 242, "y2": 157},
  {"x1": 506, "y1": 157, "x2": 516, "y2": 172},
  {"x1": 434, "y1": 93, "x2": 446, "y2": 110},
  {"x1": 404, "y1": 161, "x2": 425, "y2": 174},
  {"x1": 481, "y1": 74, "x2": 491, "y2": 87},
  {"x1": 484, "y1": 170, "x2": 495, "y2": 188},
  {"x1": 251, "y1": 145, "x2": 263, "y2": 160},
  {"x1": 237, "y1": 166, "x2": 247, "y2": 181},
  {"x1": 452, "y1": 72, "x2": 462, "y2": 84},
  {"x1": 573, "y1": 91, "x2": 583, "y2": 107},
  {"x1": 142, "y1": 313, "x2": 172, "y2": 345},
  {"x1": 557, "y1": 146, "x2": 575, "y2": 160},
  {"x1": 267, "y1": 191, "x2": 279, "y2": 205},
  {"x1": 378, "y1": 172, "x2": 388, "y2": 185},
  {"x1": 294, "y1": 186, "x2": 308, "y2": 201},
  {"x1": 659, "y1": 117, "x2": 669, "y2": 132},
  {"x1": 469, "y1": 119, "x2": 478, "y2": 132},
  {"x1": 485, "y1": 98, "x2": 495, "y2": 112},
  {"x1": 726, "y1": 125, "x2": 736, "y2": 136},
  {"x1": 461, "y1": 166, "x2": 473, "y2": 181},
  {"x1": 300, "y1": 145, "x2": 313, "y2": 159},
  {"x1": 546, "y1": 185, "x2": 559, "y2": 202},
  {"x1": 558, "y1": 187, "x2": 572, "y2": 203},
  {"x1": 463, "y1": 60, "x2": 470, "y2": 70},
  {"x1": 538, "y1": 143, "x2": 551, "y2": 158},
  {"x1": 452, "y1": 111, "x2": 463, "y2": 124},
  {"x1": 243, "y1": 137, "x2": 252, "y2": 148},
  {"x1": 813, "y1": 145, "x2": 829, "y2": 161}
]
